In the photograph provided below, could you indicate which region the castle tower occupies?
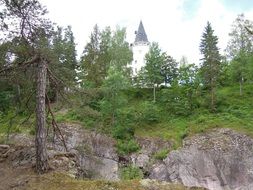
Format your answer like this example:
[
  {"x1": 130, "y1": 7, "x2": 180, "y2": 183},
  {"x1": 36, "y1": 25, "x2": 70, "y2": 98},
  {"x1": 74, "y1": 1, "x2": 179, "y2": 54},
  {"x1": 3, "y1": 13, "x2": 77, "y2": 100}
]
[{"x1": 131, "y1": 21, "x2": 150, "y2": 76}]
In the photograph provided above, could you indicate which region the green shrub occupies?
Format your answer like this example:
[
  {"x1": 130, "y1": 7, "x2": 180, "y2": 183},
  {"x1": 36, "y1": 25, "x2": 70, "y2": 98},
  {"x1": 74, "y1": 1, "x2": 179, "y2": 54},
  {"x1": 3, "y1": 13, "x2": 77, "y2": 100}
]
[
  {"x1": 159, "y1": 88, "x2": 199, "y2": 116},
  {"x1": 117, "y1": 107, "x2": 137, "y2": 126},
  {"x1": 120, "y1": 165, "x2": 143, "y2": 180},
  {"x1": 153, "y1": 149, "x2": 169, "y2": 160},
  {"x1": 180, "y1": 129, "x2": 189, "y2": 139},
  {"x1": 0, "y1": 91, "x2": 13, "y2": 113},
  {"x1": 112, "y1": 125, "x2": 134, "y2": 140},
  {"x1": 139, "y1": 101, "x2": 160, "y2": 123},
  {"x1": 195, "y1": 114, "x2": 209, "y2": 124},
  {"x1": 116, "y1": 139, "x2": 140, "y2": 155}
]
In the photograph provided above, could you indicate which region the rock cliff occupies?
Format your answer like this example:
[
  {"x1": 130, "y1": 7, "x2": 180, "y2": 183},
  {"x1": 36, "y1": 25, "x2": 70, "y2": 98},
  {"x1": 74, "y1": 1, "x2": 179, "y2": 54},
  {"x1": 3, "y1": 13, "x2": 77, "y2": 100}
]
[
  {"x1": 2, "y1": 125, "x2": 253, "y2": 190},
  {"x1": 150, "y1": 128, "x2": 253, "y2": 190}
]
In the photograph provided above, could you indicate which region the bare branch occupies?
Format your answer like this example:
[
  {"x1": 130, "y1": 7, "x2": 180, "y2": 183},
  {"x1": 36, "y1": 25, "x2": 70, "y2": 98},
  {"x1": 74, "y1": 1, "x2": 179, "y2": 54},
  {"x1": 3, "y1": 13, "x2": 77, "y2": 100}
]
[
  {"x1": 46, "y1": 94, "x2": 68, "y2": 152},
  {"x1": 245, "y1": 26, "x2": 253, "y2": 35}
]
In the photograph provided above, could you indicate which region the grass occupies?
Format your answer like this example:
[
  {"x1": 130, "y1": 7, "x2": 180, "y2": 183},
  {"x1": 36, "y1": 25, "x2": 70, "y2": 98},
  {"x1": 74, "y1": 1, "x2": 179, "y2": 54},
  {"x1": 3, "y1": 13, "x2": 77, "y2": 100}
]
[
  {"x1": 129, "y1": 84, "x2": 253, "y2": 148},
  {"x1": 135, "y1": 110, "x2": 253, "y2": 149},
  {"x1": 26, "y1": 172, "x2": 204, "y2": 190},
  {"x1": 153, "y1": 148, "x2": 169, "y2": 160},
  {"x1": 0, "y1": 111, "x2": 35, "y2": 135},
  {"x1": 2, "y1": 85, "x2": 249, "y2": 189}
]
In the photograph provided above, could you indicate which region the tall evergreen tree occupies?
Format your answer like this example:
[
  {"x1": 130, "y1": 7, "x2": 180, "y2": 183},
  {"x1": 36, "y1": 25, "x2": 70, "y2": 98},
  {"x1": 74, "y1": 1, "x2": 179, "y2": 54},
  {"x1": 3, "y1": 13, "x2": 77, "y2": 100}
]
[
  {"x1": 80, "y1": 24, "x2": 102, "y2": 87},
  {"x1": 200, "y1": 21, "x2": 221, "y2": 112},
  {"x1": 0, "y1": 0, "x2": 54, "y2": 173},
  {"x1": 0, "y1": 0, "x2": 75, "y2": 173},
  {"x1": 51, "y1": 26, "x2": 77, "y2": 98}
]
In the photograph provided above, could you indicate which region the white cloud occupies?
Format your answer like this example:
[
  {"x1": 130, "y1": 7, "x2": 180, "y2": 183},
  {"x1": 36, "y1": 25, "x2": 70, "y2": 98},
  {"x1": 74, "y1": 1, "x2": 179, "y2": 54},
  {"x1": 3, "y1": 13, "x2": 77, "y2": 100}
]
[{"x1": 40, "y1": 0, "x2": 253, "y2": 64}]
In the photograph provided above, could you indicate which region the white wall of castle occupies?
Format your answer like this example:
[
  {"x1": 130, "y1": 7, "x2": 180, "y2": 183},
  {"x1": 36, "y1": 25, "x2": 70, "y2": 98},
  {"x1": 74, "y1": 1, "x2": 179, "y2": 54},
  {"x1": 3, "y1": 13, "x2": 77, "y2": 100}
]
[{"x1": 131, "y1": 43, "x2": 149, "y2": 76}]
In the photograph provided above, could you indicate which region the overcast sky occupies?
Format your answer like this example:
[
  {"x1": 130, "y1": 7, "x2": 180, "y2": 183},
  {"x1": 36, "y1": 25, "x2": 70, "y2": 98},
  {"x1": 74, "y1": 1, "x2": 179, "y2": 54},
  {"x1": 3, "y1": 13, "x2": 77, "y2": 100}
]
[{"x1": 40, "y1": 0, "x2": 253, "y2": 64}]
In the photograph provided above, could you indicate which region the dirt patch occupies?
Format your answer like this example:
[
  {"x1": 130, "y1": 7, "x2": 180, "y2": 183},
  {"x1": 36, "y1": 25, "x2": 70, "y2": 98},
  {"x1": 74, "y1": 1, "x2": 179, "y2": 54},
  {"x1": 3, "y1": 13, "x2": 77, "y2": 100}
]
[{"x1": 0, "y1": 157, "x2": 34, "y2": 190}]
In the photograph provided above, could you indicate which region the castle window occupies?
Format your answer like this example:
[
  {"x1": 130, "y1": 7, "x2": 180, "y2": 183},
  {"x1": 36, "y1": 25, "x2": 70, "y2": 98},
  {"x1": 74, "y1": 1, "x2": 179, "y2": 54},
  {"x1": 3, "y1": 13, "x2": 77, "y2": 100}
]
[{"x1": 135, "y1": 60, "x2": 137, "y2": 64}]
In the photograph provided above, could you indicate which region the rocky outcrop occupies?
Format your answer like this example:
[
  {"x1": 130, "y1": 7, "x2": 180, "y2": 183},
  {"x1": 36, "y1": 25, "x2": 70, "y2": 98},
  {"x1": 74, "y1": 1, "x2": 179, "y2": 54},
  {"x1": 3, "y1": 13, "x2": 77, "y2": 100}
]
[
  {"x1": 50, "y1": 124, "x2": 119, "y2": 180},
  {"x1": 5, "y1": 125, "x2": 253, "y2": 190},
  {"x1": 149, "y1": 128, "x2": 253, "y2": 190},
  {"x1": 6, "y1": 124, "x2": 119, "y2": 180},
  {"x1": 131, "y1": 137, "x2": 172, "y2": 173}
]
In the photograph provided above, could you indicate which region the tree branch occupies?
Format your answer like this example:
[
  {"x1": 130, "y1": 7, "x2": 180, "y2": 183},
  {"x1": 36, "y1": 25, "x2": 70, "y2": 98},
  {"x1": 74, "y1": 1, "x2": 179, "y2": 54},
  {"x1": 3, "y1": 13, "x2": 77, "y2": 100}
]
[
  {"x1": 46, "y1": 94, "x2": 68, "y2": 152},
  {"x1": 0, "y1": 54, "x2": 39, "y2": 74},
  {"x1": 245, "y1": 26, "x2": 253, "y2": 35},
  {"x1": 47, "y1": 67, "x2": 71, "y2": 104}
]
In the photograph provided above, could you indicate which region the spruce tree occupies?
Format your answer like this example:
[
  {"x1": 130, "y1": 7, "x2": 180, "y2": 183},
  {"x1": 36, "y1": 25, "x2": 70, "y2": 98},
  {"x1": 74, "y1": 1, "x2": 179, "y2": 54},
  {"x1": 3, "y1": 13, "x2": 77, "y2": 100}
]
[
  {"x1": 81, "y1": 24, "x2": 102, "y2": 87},
  {"x1": 199, "y1": 22, "x2": 221, "y2": 112}
]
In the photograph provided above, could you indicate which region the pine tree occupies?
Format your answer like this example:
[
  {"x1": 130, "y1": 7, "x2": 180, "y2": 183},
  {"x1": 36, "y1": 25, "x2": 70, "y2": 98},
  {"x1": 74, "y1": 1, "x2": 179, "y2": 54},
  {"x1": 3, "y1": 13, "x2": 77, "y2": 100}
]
[
  {"x1": 80, "y1": 25, "x2": 108, "y2": 87},
  {"x1": 0, "y1": 0, "x2": 53, "y2": 173},
  {"x1": 0, "y1": 0, "x2": 72, "y2": 173},
  {"x1": 51, "y1": 26, "x2": 77, "y2": 100},
  {"x1": 199, "y1": 22, "x2": 221, "y2": 112}
]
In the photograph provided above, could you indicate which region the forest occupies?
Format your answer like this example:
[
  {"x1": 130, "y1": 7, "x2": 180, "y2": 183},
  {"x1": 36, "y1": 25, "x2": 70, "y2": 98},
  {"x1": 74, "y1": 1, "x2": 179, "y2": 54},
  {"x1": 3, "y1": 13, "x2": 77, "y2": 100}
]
[{"x1": 1, "y1": 0, "x2": 253, "y2": 184}]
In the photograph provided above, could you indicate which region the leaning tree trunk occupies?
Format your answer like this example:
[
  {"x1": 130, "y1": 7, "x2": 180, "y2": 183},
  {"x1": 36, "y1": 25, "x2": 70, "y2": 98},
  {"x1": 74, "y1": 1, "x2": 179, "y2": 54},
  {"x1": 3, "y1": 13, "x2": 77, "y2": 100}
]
[{"x1": 35, "y1": 58, "x2": 49, "y2": 174}]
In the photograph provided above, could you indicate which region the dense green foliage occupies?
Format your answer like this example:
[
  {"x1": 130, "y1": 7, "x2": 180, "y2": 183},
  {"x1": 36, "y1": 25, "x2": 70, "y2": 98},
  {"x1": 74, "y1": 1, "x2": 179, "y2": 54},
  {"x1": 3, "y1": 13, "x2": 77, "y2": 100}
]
[
  {"x1": 226, "y1": 14, "x2": 253, "y2": 96},
  {"x1": 1, "y1": 3, "x2": 253, "y2": 160},
  {"x1": 139, "y1": 42, "x2": 171, "y2": 102},
  {"x1": 80, "y1": 25, "x2": 132, "y2": 87},
  {"x1": 199, "y1": 21, "x2": 221, "y2": 112}
]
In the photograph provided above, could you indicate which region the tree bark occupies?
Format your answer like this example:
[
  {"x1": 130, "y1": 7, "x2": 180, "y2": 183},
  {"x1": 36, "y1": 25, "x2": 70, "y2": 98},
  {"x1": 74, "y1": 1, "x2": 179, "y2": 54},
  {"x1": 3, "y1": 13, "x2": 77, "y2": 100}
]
[
  {"x1": 153, "y1": 84, "x2": 156, "y2": 103},
  {"x1": 35, "y1": 58, "x2": 49, "y2": 174}
]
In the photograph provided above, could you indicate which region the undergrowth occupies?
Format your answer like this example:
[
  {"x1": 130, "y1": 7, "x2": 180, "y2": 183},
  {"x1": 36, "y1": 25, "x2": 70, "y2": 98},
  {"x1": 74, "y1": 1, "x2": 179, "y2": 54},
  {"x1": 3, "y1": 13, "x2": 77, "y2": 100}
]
[{"x1": 1, "y1": 85, "x2": 253, "y2": 151}]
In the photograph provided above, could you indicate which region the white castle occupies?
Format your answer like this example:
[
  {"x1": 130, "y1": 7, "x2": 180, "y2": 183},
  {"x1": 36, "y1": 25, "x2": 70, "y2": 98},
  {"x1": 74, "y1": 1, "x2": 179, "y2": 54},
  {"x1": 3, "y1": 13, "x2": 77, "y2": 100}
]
[{"x1": 131, "y1": 21, "x2": 150, "y2": 76}]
